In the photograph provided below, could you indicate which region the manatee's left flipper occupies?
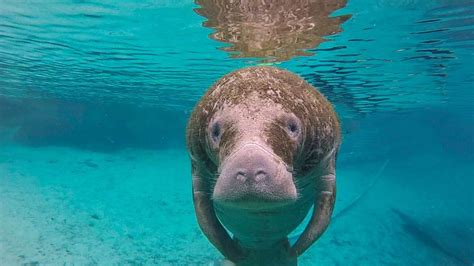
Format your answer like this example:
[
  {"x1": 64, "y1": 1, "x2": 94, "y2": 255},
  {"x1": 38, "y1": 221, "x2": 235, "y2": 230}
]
[
  {"x1": 290, "y1": 156, "x2": 336, "y2": 257},
  {"x1": 192, "y1": 165, "x2": 244, "y2": 262}
]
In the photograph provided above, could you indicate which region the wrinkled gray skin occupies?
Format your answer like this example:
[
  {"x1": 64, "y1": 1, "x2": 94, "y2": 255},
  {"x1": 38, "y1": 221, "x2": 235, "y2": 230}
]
[{"x1": 186, "y1": 66, "x2": 341, "y2": 265}]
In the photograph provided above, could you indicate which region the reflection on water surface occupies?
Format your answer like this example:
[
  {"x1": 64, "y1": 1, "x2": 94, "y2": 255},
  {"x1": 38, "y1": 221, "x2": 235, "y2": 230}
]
[{"x1": 195, "y1": 0, "x2": 350, "y2": 62}]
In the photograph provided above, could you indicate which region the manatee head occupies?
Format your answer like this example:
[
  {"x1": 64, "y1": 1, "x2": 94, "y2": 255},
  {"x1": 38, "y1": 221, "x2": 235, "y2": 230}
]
[{"x1": 208, "y1": 92, "x2": 303, "y2": 209}]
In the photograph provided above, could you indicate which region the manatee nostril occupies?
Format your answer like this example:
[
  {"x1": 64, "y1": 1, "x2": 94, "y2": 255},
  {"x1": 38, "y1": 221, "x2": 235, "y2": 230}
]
[
  {"x1": 235, "y1": 171, "x2": 247, "y2": 182},
  {"x1": 255, "y1": 169, "x2": 266, "y2": 176},
  {"x1": 237, "y1": 170, "x2": 247, "y2": 176},
  {"x1": 254, "y1": 170, "x2": 268, "y2": 182}
]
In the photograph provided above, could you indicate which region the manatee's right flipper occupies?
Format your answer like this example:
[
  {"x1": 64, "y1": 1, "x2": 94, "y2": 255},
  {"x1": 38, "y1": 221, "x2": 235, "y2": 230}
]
[
  {"x1": 290, "y1": 155, "x2": 337, "y2": 257},
  {"x1": 192, "y1": 166, "x2": 244, "y2": 262}
]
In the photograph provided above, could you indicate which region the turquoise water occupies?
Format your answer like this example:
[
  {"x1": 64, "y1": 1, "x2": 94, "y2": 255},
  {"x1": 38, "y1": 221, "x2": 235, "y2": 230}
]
[{"x1": 0, "y1": 0, "x2": 473, "y2": 265}]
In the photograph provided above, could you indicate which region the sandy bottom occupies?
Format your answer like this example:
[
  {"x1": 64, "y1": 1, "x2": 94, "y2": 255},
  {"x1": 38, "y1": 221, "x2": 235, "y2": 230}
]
[{"x1": 0, "y1": 144, "x2": 472, "y2": 265}]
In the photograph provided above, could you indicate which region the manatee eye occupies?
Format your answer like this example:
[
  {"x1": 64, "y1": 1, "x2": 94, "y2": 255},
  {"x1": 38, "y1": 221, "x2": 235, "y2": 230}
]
[
  {"x1": 286, "y1": 117, "x2": 301, "y2": 139},
  {"x1": 210, "y1": 121, "x2": 222, "y2": 145},
  {"x1": 288, "y1": 121, "x2": 298, "y2": 133}
]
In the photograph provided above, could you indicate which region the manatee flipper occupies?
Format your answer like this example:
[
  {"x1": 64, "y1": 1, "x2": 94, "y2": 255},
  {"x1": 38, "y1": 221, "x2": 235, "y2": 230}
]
[
  {"x1": 290, "y1": 156, "x2": 336, "y2": 256},
  {"x1": 192, "y1": 165, "x2": 244, "y2": 262}
]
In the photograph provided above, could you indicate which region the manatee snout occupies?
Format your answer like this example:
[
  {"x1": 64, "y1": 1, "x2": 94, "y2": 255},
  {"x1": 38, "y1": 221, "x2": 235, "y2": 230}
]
[{"x1": 213, "y1": 143, "x2": 297, "y2": 208}]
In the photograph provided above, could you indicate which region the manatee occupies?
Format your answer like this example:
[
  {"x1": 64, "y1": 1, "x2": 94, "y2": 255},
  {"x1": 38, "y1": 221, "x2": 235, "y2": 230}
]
[{"x1": 186, "y1": 66, "x2": 341, "y2": 265}]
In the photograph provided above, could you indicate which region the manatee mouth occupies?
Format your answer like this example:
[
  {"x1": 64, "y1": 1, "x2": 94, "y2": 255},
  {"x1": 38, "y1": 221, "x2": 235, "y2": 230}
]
[
  {"x1": 214, "y1": 196, "x2": 297, "y2": 211},
  {"x1": 213, "y1": 175, "x2": 298, "y2": 210},
  {"x1": 213, "y1": 170, "x2": 298, "y2": 210}
]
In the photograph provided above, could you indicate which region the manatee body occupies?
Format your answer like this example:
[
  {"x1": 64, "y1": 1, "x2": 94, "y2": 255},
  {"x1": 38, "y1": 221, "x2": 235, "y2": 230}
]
[{"x1": 186, "y1": 66, "x2": 341, "y2": 265}]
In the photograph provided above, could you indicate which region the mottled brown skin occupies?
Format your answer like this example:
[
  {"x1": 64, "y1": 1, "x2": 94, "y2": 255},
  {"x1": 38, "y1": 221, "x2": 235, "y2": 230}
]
[{"x1": 186, "y1": 66, "x2": 341, "y2": 265}]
